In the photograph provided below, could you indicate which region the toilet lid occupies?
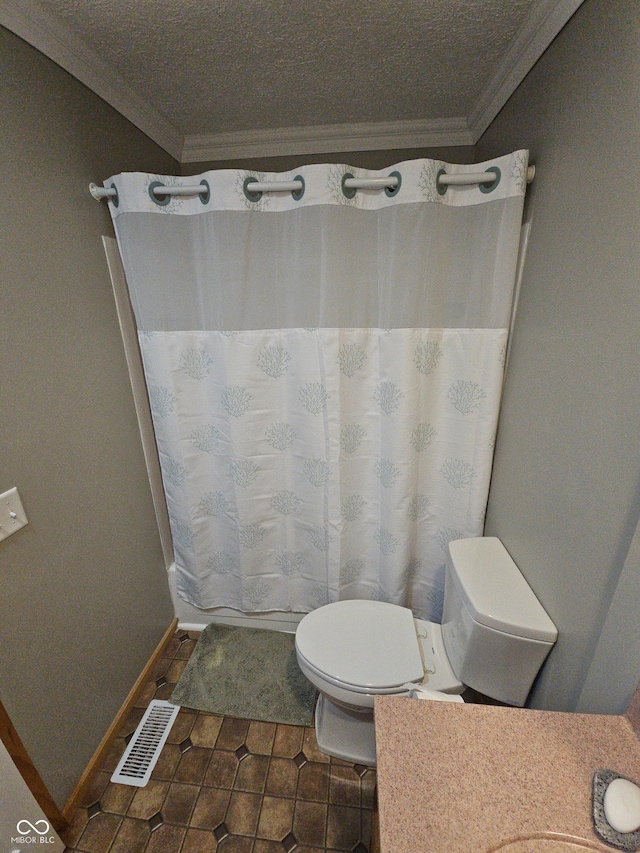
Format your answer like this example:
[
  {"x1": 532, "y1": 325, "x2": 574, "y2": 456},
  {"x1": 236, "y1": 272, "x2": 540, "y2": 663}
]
[{"x1": 295, "y1": 600, "x2": 424, "y2": 689}]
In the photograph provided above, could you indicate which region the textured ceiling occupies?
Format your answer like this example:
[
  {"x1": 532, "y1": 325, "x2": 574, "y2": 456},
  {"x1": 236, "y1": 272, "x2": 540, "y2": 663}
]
[
  {"x1": 2, "y1": 0, "x2": 584, "y2": 160},
  {"x1": 42, "y1": 0, "x2": 537, "y2": 135}
]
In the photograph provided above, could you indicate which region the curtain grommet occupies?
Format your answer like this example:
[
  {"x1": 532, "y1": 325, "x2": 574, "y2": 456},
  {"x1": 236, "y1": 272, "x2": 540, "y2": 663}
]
[
  {"x1": 199, "y1": 179, "x2": 210, "y2": 204},
  {"x1": 384, "y1": 171, "x2": 402, "y2": 197},
  {"x1": 149, "y1": 180, "x2": 171, "y2": 206},
  {"x1": 436, "y1": 169, "x2": 448, "y2": 196},
  {"x1": 479, "y1": 166, "x2": 501, "y2": 193},
  {"x1": 109, "y1": 183, "x2": 119, "y2": 208},
  {"x1": 341, "y1": 172, "x2": 356, "y2": 200},
  {"x1": 292, "y1": 175, "x2": 305, "y2": 201},
  {"x1": 243, "y1": 176, "x2": 263, "y2": 203}
]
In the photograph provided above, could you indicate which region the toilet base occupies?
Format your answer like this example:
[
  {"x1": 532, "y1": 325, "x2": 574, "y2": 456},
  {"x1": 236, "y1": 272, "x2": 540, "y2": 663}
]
[{"x1": 315, "y1": 694, "x2": 377, "y2": 766}]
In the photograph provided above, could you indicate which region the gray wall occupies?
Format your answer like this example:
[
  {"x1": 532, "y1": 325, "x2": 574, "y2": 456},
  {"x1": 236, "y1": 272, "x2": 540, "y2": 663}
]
[
  {"x1": 478, "y1": 0, "x2": 640, "y2": 711},
  {"x1": 0, "y1": 28, "x2": 176, "y2": 806},
  {"x1": 577, "y1": 521, "x2": 640, "y2": 714}
]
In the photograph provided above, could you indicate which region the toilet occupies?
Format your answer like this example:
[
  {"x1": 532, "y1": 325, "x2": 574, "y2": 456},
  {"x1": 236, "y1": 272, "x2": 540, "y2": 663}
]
[{"x1": 295, "y1": 536, "x2": 557, "y2": 765}]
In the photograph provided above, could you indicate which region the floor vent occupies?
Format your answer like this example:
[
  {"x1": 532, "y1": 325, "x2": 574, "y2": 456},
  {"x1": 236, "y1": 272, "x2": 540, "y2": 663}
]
[{"x1": 111, "y1": 700, "x2": 179, "y2": 787}]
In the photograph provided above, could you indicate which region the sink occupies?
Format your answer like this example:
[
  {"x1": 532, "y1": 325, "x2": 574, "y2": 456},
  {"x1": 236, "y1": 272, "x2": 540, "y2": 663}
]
[{"x1": 489, "y1": 834, "x2": 605, "y2": 852}]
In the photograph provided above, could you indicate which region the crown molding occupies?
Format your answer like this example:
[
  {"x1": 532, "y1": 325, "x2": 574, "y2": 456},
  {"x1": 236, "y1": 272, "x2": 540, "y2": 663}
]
[
  {"x1": 468, "y1": 0, "x2": 586, "y2": 142},
  {"x1": 2, "y1": 0, "x2": 585, "y2": 163},
  {"x1": 0, "y1": 0, "x2": 184, "y2": 161},
  {"x1": 181, "y1": 118, "x2": 475, "y2": 164}
]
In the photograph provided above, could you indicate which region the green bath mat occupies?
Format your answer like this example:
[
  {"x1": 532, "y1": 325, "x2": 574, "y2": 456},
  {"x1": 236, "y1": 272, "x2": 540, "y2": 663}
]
[{"x1": 170, "y1": 623, "x2": 317, "y2": 726}]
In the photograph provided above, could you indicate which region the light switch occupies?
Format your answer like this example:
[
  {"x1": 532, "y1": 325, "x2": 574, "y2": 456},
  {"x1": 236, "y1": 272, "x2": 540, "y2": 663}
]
[{"x1": 0, "y1": 487, "x2": 28, "y2": 542}]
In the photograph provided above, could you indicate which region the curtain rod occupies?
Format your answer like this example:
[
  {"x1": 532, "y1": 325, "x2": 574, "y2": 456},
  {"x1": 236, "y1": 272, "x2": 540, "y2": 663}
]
[{"x1": 89, "y1": 166, "x2": 535, "y2": 201}]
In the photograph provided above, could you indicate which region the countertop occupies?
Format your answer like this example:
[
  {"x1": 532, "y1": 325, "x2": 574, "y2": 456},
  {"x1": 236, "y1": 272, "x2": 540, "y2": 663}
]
[{"x1": 374, "y1": 694, "x2": 640, "y2": 853}]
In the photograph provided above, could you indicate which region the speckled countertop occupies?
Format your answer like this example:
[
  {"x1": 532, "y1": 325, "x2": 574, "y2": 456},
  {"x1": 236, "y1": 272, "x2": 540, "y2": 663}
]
[{"x1": 374, "y1": 692, "x2": 640, "y2": 853}]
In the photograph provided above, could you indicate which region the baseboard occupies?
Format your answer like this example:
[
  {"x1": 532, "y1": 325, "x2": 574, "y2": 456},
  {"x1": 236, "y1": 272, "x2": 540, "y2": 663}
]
[{"x1": 62, "y1": 617, "x2": 178, "y2": 822}]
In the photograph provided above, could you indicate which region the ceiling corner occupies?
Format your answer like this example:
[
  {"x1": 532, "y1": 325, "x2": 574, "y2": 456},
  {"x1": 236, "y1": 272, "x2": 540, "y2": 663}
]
[
  {"x1": 468, "y1": 0, "x2": 587, "y2": 142},
  {"x1": 2, "y1": 0, "x2": 587, "y2": 163},
  {"x1": 0, "y1": 0, "x2": 184, "y2": 161}
]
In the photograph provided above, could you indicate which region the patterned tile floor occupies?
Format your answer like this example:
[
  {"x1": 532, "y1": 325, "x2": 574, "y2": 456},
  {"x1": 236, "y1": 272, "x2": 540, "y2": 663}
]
[{"x1": 61, "y1": 630, "x2": 376, "y2": 853}]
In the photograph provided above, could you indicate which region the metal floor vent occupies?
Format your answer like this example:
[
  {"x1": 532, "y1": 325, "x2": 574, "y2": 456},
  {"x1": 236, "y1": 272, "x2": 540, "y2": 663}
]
[{"x1": 111, "y1": 700, "x2": 180, "y2": 787}]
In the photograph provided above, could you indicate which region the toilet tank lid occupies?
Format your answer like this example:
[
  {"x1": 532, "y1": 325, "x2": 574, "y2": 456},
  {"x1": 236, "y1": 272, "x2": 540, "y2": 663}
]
[{"x1": 447, "y1": 537, "x2": 558, "y2": 643}]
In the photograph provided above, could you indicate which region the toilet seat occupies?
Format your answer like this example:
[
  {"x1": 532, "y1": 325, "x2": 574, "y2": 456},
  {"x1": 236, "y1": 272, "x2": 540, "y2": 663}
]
[
  {"x1": 296, "y1": 648, "x2": 416, "y2": 695},
  {"x1": 295, "y1": 599, "x2": 424, "y2": 690}
]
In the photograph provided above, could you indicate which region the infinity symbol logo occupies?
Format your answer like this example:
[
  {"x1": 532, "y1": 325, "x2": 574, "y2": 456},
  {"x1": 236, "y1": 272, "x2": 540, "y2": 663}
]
[{"x1": 16, "y1": 819, "x2": 50, "y2": 835}]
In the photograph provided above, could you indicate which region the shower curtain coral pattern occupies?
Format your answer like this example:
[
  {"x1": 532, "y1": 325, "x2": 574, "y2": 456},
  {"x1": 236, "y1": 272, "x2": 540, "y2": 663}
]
[{"x1": 107, "y1": 152, "x2": 528, "y2": 619}]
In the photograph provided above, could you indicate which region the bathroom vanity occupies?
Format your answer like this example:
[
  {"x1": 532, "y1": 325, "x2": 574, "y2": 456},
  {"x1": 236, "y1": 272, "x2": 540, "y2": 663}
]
[{"x1": 373, "y1": 693, "x2": 640, "y2": 853}]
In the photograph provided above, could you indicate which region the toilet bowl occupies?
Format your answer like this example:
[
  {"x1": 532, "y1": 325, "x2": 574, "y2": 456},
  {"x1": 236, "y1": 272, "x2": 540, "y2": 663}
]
[
  {"x1": 295, "y1": 599, "x2": 465, "y2": 764},
  {"x1": 295, "y1": 537, "x2": 558, "y2": 765},
  {"x1": 295, "y1": 599, "x2": 464, "y2": 710}
]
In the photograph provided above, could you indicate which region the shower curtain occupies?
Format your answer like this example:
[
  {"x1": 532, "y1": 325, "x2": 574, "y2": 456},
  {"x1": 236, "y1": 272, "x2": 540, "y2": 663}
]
[{"x1": 106, "y1": 152, "x2": 528, "y2": 619}]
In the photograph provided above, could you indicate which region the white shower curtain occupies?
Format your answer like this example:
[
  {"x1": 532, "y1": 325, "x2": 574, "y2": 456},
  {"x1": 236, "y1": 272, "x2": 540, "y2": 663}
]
[{"x1": 106, "y1": 152, "x2": 528, "y2": 619}]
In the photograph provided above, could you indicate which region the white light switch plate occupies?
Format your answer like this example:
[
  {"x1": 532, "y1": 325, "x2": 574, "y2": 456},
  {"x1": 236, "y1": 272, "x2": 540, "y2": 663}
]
[{"x1": 0, "y1": 487, "x2": 28, "y2": 542}]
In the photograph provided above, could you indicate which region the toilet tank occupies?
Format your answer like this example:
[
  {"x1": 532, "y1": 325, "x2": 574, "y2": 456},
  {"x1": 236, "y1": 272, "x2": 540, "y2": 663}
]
[{"x1": 441, "y1": 537, "x2": 557, "y2": 706}]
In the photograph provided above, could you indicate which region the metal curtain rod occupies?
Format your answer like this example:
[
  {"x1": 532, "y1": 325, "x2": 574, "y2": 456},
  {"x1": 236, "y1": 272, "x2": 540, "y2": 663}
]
[{"x1": 89, "y1": 166, "x2": 535, "y2": 201}]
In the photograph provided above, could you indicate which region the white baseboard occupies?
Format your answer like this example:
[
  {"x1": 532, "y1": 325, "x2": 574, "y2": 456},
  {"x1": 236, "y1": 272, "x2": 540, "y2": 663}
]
[{"x1": 169, "y1": 565, "x2": 304, "y2": 633}]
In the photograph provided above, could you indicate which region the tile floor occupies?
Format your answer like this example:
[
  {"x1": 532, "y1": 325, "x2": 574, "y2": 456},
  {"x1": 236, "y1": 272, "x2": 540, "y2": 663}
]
[{"x1": 61, "y1": 630, "x2": 377, "y2": 853}]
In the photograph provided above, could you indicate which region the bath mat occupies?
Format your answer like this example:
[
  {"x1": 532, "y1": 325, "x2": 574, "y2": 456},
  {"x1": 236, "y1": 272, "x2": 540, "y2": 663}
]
[{"x1": 170, "y1": 623, "x2": 317, "y2": 726}]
